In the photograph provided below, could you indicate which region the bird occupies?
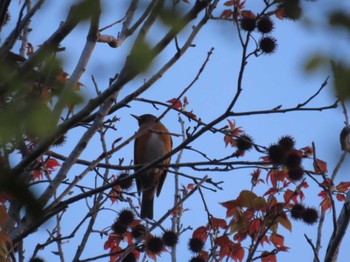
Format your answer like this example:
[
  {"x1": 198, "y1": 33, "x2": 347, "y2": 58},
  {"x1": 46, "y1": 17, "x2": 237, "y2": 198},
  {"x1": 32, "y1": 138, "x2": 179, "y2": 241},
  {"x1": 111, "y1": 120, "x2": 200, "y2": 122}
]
[
  {"x1": 340, "y1": 125, "x2": 350, "y2": 152},
  {"x1": 132, "y1": 114, "x2": 172, "y2": 219}
]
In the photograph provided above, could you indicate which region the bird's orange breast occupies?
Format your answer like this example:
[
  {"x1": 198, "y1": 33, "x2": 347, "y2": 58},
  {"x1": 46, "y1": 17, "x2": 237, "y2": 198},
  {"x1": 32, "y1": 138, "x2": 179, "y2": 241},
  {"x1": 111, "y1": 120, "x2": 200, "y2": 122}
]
[{"x1": 135, "y1": 122, "x2": 171, "y2": 164}]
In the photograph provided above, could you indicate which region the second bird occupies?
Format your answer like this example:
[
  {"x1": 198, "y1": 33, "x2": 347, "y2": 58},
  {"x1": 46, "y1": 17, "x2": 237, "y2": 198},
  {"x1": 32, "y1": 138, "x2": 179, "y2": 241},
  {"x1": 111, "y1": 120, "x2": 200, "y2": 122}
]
[{"x1": 132, "y1": 114, "x2": 172, "y2": 219}]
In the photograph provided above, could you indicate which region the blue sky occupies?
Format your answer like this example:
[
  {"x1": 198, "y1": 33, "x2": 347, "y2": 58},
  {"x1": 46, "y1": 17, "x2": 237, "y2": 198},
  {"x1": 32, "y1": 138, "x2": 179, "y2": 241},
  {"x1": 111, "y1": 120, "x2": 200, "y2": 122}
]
[{"x1": 3, "y1": 1, "x2": 350, "y2": 261}]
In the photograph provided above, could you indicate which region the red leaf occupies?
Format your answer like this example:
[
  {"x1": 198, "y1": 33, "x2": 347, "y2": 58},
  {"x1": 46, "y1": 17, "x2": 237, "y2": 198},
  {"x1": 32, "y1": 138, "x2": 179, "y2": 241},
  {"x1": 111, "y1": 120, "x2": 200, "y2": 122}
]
[
  {"x1": 300, "y1": 146, "x2": 313, "y2": 157},
  {"x1": 224, "y1": 134, "x2": 236, "y2": 147},
  {"x1": 104, "y1": 235, "x2": 121, "y2": 250},
  {"x1": 320, "y1": 197, "x2": 332, "y2": 213},
  {"x1": 283, "y1": 189, "x2": 298, "y2": 204},
  {"x1": 251, "y1": 169, "x2": 264, "y2": 186},
  {"x1": 313, "y1": 158, "x2": 328, "y2": 173},
  {"x1": 263, "y1": 187, "x2": 276, "y2": 197},
  {"x1": 193, "y1": 226, "x2": 208, "y2": 242},
  {"x1": 220, "y1": 9, "x2": 233, "y2": 18},
  {"x1": 269, "y1": 233, "x2": 284, "y2": 248},
  {"x1": 336, "y1": 181, "x2": 350, "y2": 192},
  {"x1": 216, "y1": 236, "x2": 233, "y2": 258},
  {"x1": 224, "y1": 0, "x2": 235, "y2": 6},
  {"x1": 187, "y1": 183, "x2": 195, "y2": 190},
  {"x1": 260, "y1": 236, "x2": 270, "y2": 247},
  {"x1": 108, "y1": 185, "x2": 122, "y2": 204},
  {"x1": 231, "y1": 244, "x2": 245, "y2": 262},
  {"x1": 210, "y1": 217, "x2": 227, "y2": 229},
  {"x1": 33, "y1": 170, "x2": 44, "y2": 181},
  {"x1": 167, "y1": 98, "x2": 182, "y2": 109},
  {"x1": 318, "y1": 190, "x2": 328, "y2": 199},
  {"x1": 261, "y1": 251, "x2": 277, "y2": 262},
  {"x1": 241, "y1": 10, "x2": 256, "y2": 19},
  {"x1": 249, "y1": 219, "x2": 261, "y2": 235},
  {"x1": 336, "y1": 194, "x2": 346, "y2": 202},
  {"x1": 46, "y1": 158, "x2": 61, "y2": 173}
]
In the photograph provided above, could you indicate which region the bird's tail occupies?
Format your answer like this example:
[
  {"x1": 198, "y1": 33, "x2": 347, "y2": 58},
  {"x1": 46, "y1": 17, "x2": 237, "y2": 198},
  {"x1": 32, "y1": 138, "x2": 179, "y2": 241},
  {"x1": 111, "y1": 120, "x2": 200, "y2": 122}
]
[{"x1": 141, "y1": 189, "x2": 154, "y2": 219}]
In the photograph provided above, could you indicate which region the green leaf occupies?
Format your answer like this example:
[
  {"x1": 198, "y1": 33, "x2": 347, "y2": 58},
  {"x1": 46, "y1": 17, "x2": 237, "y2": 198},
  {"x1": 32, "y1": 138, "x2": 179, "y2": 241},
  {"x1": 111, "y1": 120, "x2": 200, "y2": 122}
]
[
  {"x1": 331, "y1": 60, "x2": 350, "y2": 100},
  {"x1": 304, "y1": 55, "x2": 327, "y2": 72},
  {"x1": 159, "y1": 8, "x2": 187, "y2": 31},
  {"x1": 276, "y1": 214, "x2": 292, "y2": 232},
  {"x1": 126, "y1": 39, "x2": 154, "y2": 75}
]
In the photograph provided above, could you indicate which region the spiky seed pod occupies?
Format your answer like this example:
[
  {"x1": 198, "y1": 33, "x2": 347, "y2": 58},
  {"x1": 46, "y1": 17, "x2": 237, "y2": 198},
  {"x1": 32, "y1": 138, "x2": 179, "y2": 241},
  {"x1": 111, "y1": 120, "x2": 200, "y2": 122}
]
[
  {"x1": 189, "y1": 256, "x2": 206, "y2": 262},
  {"x1": 52, "y1": 134, "x2": 66, "y2": 147},
  {"x1": 118, "y1": 209, "x2": 135, "y2": 226},
  {"x1": 132, "y1": 224, "x2": 146, "y2": 239},
  {"x1": 290, "y1": 203, "x2": 305, "y2": 220},
  {"x1": 278, "y1": 0, "x2": 302, "y2": 20},
  {"x1": 146, "y1": 236, "x2": 164, "y2": 254},
  {"x1": 302, "y1": 207, "x2": 319, "y2": 225},
  {"x1": 288, "y1": 166, "x2": 304, "y2": 181},
  {"x1": 259, "y1": 36, "x2": 277, "y2": 54},
  {"x1": 29, "y1": 258, "x2": 45, "y2": 262},
  {"x1": 162, "y1": 230, "x2": 178, "y2": 247},
  {"x1": 240, "y1": 17, "x2": 256, "y2": 32},
  {"x1": 267, "y1": 144, "x2": 286, "y2": 165},
  {"x1": 257, "y1": 16, "x2": 274, "y2": 34},
  {"x1": 236, "y1": 134, "x2": 254, "y2": 151},
  {"x1": 285, "y1": 152, "x2": 302, "y2": 168},
  {"x1": 278, "y1": 135, "x2": 295, "y2": 151},
  {"x1": 118, "y1": 173, "x2": 133, "y2": 190},
  {"x1": 123, "y1": 252, "x2": 137, "y2": 262},
  {"x1": 188, "y1": 237, "x2": 204, "y2": 253},
  {"x1": 111, "y1": 220, "x2": 127, "y2": 235}
]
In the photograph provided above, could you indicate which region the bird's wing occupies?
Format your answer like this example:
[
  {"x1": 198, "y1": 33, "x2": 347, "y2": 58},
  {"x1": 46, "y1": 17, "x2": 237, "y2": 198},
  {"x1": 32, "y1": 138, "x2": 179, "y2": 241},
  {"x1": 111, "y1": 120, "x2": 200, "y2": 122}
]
[
  {"x1": 134, "y1": 131, "x2": 142, "y2": 196},
  {"x1": 156, "y1": 133, "x2": 172, "y2": 197}
]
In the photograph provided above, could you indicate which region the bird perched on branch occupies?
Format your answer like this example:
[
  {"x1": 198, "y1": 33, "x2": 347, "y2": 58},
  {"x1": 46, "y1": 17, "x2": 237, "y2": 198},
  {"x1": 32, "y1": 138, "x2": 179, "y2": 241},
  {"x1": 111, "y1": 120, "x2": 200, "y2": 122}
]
[{"x1": 132, "y1": 114, "x2": 172, "y2": 219}]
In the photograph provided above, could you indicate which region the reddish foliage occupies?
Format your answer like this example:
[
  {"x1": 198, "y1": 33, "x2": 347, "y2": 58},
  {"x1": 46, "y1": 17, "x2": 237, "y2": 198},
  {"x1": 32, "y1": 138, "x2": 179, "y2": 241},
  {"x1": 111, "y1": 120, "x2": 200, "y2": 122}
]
[
  {"x1": 318, "y1": 191, "x2": 332, "y2": 213},
  {"x1": 241, "y1": 10, "x2": 256, "y2": 19},
  {"x1": 313, "y1": 158, "x2": 328, "y2": 173},
  {"x1": 261, "y1": 251, "x2": 277, "y2": 262},
  {"x1": 269, "y1": 233, "x2": 285, "y2": 249},
  {"x1": 224, "y1": 0, "x2": 236, "y2": 6},
  {"x1": 167, "y1": 98, "x2": 182, "y2": 109},
  {"x1": 283, "y1": 189, "x2": 298, "y2": 204},
  {"x1": 224, "y1": 119, "x2": 244, "y2": 147},
  {"x1": 104, "y1": 234, "x2": 122, "y2": 250},
  {"x1": 210, "y1": 216, "x2": 227, "y2": 229},
  {"x1": 221, "y1": 9, "x2": 233, "y2": 18},
  {"x1": 300, "y1": 146, "x2": 313, "y2": 157},
  {"x1": 216, "y1": 236, "x2": 244, "y2": 261},
  {"x1": 336, "y1": 181, "x2": 350, "y2": 192},
  {"x1": 33, "y1": 157, "x2": 61, "y2": 180},
  {"x1": 193, "y1": 226, "x2": 208, "y2": 242},
  {"x1": 251, "y1": 169, "x2": 264, "y2": 186},
  {"x1": 249, "y1": 218, "x2": 261, "y2": 236},
  {"x1": 266, "y1": 169, "x2": 287, "y2": 188},
  {"x1": 336, "y1": 194, "x2": 346, "y2": 202},
  {"x1": 260, "y1": 236, "x2": 271, "y2": 247}
]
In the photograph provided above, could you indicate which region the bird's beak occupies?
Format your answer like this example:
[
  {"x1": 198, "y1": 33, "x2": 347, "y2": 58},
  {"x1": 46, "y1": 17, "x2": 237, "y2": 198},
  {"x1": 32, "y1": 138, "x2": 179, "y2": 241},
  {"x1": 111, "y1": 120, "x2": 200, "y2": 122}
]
[{"x1": 130, "y1": 114, "x2": 139, "y2": 121}]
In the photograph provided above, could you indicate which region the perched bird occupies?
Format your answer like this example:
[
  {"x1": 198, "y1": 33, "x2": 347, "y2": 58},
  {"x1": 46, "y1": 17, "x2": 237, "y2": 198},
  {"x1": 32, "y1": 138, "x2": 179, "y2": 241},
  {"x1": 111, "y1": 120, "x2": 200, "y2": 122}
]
[
  {"x1": 132, "y1": 114, "x2": 172, "y2": 219},
  {"x1": 340, "y1": 125, "x2": 350, "y2": 152}
]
